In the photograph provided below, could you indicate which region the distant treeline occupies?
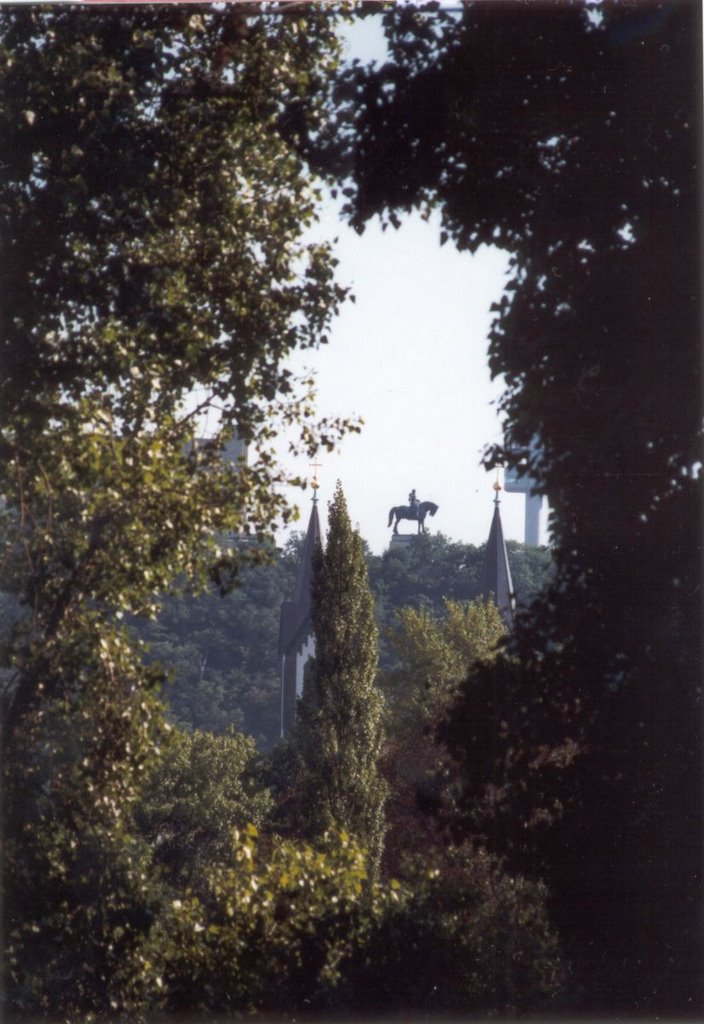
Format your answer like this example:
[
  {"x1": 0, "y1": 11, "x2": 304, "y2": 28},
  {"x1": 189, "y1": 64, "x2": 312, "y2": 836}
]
[{"x1": 134, "y1": 533, "x2": 552, "y2": 748}]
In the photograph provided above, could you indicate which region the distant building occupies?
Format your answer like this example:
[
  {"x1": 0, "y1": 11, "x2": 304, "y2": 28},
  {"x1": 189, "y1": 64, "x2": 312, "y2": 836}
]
[
  {"x1": 186, "y1": 433, "x2": 249, "y2": 548},
  {"x1": 279, "y1": 495, "x2": 321, "y2": 738},
  {"x1": 192, "y1": 434, "x2": 247, "y2": 466},
  {"x1": 480, "y1": 480, "x2": 516, "y2": 626},
  {"x1": 503, "y1": 439, "x2": 543, "y2": 545},
  {"x1": 220, "y1": 435, "x2": 247, "y2": 466}
]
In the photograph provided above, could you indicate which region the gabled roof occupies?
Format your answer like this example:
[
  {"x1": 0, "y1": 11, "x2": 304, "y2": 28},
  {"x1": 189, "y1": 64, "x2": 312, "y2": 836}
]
[
  {"x1": 480, "y1": 497, "x2": 516, "y2": 625},
  {"x1": 279, "y1": 500, "x2": 321, "y2": 655}
]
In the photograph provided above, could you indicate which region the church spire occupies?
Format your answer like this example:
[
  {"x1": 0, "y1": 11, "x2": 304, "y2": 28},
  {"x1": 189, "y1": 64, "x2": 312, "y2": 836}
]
[
  {"x1": 480, "y1": 472, "x2": 516, "y2": 625},
  {"x1": 279, "y1": 478, "x2": 323, "y2": 737}
]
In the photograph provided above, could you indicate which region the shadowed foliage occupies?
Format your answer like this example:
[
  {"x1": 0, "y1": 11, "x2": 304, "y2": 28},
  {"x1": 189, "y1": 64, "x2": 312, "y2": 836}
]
[{"x1": 306, "y1": 2, "x2": 702, "y2": 1014}]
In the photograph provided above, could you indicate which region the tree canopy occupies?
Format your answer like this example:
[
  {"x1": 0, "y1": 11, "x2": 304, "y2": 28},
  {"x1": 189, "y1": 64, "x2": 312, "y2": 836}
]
[
  {"x1": 132, "y1": 533, "x2": 550, "y2": 747},
  {"x1": 295, "y1": 483, "x2": 387, "y2": 875},
  {"x1": 1, "y1": 3, "x2": 700, "y2": 1018},
  {"x1": 135, "y1": 727, "x2": 272, "y2": 888},
  {"x1": 380, "y1": 598, "x2": 506, "y2": 875},
  {"x1": 0, "y1": 7, "x2": 352, "y2": 1017},
  {"x1": 315, "y1": 2, "x2": 702, "y2": 1013}
]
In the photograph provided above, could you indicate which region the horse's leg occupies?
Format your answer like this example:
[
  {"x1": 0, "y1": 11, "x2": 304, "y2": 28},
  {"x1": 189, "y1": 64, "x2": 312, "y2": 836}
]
[{"x1": 393, "y1": 515, "x2": 398, "y2": 535}]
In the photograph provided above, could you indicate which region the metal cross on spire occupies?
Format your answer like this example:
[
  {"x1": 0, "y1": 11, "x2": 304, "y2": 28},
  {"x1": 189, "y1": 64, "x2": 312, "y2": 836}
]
[
  {"x1": 309, "y1": 459, "x2": 322, "y2": 501},
  {"x1": 493, "y1": 466, "x2": 503, "y2": 504}
]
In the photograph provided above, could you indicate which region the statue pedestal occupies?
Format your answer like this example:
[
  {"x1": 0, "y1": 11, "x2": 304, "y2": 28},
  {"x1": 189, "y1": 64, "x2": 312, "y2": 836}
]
[{"x1": 389, "y1": 534, "x2": 415, "y2": 552}]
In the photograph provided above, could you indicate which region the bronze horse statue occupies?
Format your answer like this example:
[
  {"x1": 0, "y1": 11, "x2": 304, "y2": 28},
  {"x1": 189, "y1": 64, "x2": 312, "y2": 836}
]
[{"x1": 388, "y1": 501, "x2": 439, "y2": 535}]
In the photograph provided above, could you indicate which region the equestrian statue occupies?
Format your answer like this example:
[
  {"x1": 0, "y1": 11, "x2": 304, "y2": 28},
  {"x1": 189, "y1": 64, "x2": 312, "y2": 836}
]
[{"x1": 388, "y1": 488, "x2": 439, "y2": 535}]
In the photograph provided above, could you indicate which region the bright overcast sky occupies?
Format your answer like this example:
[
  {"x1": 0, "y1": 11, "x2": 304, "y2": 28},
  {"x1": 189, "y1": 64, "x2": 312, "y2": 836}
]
[
  {"x1": 273, "y1": 13, "x2": 548, "y2": 554},
  {"x1": 276, "y1": 209, "x2": 548, "y2": 555}
]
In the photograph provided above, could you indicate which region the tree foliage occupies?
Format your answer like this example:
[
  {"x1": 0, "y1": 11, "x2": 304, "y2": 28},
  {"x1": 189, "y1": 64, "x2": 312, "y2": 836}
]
[
  {"x1": 130, "y1": 533, "x2": 549, "y2": 747},
  {"x1": 134, "y1": 552, "x2": 300, "y2": 746},
  {"x1": 5, "y1": 2, "x2": 693, "y2": 1015},
  {"x1": 0, "y1": 2, "x2": 351, "y2": 746},
  {"x1": 381, "y1": 598, "x2": 506, "y2": 875},
  {"x1": 384, "y1": 597, "x2": 506, "y2": 723},
  {"x1": 3, "y1": 619, "x2": 167, "y2": 1019},
  {"x1": 349, "y1": 844, "x2": 565, "y2": 1018},
  {"x1": 294, "y1": 483, "x2": 387, "y2": 875},
  {"x1": 0, "y1": 6, "x2": 351, "y2": 1018},
  {"x1": 319, "y1": 3, "x2": 702, "y2": 1012},
  {"x1": 145, "y1": 827, "x2": 564, "y2": 1020},
  {"x1": 135, "y1": 727, "x2": 272, "y2": 888},
  {"x1": 145, "y1": 827, "x2": 390, "y2": 1018}
]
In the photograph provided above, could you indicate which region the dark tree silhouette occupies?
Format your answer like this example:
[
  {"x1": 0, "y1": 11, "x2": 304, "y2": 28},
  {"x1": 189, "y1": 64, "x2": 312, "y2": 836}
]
[{"x1": 312, "y1": 3, "x2": 702, "y2": 1015}]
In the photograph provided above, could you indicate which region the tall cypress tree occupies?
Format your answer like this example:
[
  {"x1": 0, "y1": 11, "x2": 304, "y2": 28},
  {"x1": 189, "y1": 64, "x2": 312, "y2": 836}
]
[{"x1": 297, "y1": 482, "x2": 387, "y2": 876}]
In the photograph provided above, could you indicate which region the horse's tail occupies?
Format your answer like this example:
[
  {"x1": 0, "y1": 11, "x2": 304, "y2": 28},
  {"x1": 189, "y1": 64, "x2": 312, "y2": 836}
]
[{"x1": 388, "y1": 507, "x2": 395, "y2": 527}]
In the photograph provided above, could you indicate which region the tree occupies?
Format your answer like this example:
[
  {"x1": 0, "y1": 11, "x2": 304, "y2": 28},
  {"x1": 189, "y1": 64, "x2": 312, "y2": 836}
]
[
  {"x1": 367, "y1": 534, "x2": 552, "y2": 645},
  {"x1": 319, "y1": 3, "x2": 702, "y2": 1012},
  {"x1": 131, "y1": 534, "x2": 549, "y2": 745},
  {"x1": 2, "y1": 618, "x2": 168, "y2": 1018},
  {"x1": 295, "y1": 482, "x2": 387, "y2": 875},
  {"x1": 0, "y1": 6, "x2": 351, "y2": 1016},
  {"x1": 345, "y1": 844, "x2": 565, "y2": 1018},
  {"x1": 144, "y1": 827, "x2": 393, "y2": 1018},
  {"x1": 384, "y1": 598, "x2": 506, "y2": 722},
  {"x1": 135, "y1": 727, "x2": 273, "y2": 888},
  {"x1": 381, "y1": 599, "x2": 505, "y2": 874},
  {"x1": 134, "y1": 553, "x2": 299, "y2": 747},
  {"x1": 369, "y1": 533, "x2": 476, "y2": 620}
]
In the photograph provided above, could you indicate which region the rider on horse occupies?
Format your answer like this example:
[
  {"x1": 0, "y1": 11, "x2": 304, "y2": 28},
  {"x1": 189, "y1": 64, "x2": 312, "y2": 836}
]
[{"x1": 388, "y1": 492, "x2": 439, "y2": 535}]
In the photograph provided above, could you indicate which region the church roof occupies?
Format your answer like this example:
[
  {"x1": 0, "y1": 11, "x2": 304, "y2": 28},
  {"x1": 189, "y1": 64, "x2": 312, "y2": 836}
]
[
  {"x1": 480, "y1": 493, "x2": 516, "y2": 625},
  {"x1": 279, "y1": 499, "x2": 321, "y2": 655}
]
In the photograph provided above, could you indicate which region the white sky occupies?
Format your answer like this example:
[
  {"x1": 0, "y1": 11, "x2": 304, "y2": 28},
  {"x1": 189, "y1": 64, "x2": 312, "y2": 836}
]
[
  {"x1": 276, "y1": 209, "x2": 548, "y2": 554},
  {"x1": 274, "y1": 13, "x2": 548, "y2": 555}
]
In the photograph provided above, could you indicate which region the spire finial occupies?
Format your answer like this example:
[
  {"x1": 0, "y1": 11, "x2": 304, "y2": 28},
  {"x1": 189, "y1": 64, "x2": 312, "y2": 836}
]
[
  {"x1": 493, "y1": 467, "x2": 502, "y2": 505},
  {"x1": 310, "y1": 459, "x2": 322, "y2": 503}
]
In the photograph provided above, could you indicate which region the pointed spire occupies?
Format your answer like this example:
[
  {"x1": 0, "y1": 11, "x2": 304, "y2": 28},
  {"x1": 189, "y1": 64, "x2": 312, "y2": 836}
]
[
  {"x1": 279, "y1": 490, "x2": 323, "y2": 737},
  {"x1": 480, "y1": 472, "x2": 516, "y2": 625},
  {"x1": 279, "y1": 495, "x2": 322, "y2": 656}
]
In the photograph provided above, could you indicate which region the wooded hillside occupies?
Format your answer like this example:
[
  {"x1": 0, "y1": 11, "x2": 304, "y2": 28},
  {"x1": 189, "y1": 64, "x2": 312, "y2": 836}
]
[{"x1": 136, "y1": 533, "x2": 552, "y2": 748}]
